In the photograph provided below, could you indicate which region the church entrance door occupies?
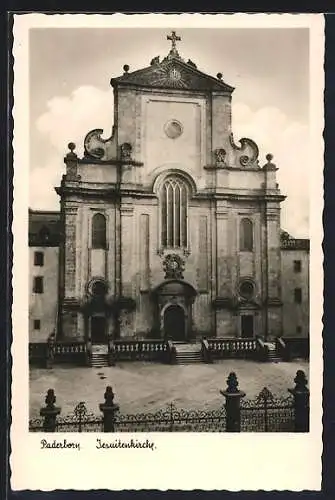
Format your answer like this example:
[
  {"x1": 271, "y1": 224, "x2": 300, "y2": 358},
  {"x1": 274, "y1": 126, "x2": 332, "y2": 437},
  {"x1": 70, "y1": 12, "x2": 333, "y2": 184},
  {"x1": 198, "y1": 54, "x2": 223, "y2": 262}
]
[
  {"x1": 164, "y1": 305, "x2": 185, "y2": 341},
  {"x1": 90, "y1": 316, "x2": 107, "y2": 344},
  {"x1": 241, "y1": 315, "x2": 254, "y2": 338}
]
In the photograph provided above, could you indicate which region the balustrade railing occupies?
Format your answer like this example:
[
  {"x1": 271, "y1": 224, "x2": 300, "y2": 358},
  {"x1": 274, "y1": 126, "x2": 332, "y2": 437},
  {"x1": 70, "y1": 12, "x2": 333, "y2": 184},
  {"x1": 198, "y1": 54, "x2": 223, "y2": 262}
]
[
  {"x1": 201, "y1": 338, "x2": 212, "y2": 363},
  {"x1": 206, "y1": 337, "x2": 258, "y2": 360},
  {"x1": 53, "y1": 341, "x2": 87, "y2": 355},
  {"x1": 112, "y1": 339, "x2": 168, "y2": 362},
  {"x1": 255, "y1": 336, "x2": 269, "y2": 361},
  {"x1": 29, "y1": 340, "x2": 88, "y2": 367},
  {"x1": 29, "y1": 342, "x2": 48, "y2": 365},
  {"x1": 30, "y1": 335, "x2": 308, "y2": 367},
  {"x1": 276, "y1": 337, "x2": 288, "y2": 361},
  {"x1": 281, "y1": 337, "x2": 309, "y2": 360},
  {"x1": 166, "y1": 340, "x2": 176, "y2": 364}
]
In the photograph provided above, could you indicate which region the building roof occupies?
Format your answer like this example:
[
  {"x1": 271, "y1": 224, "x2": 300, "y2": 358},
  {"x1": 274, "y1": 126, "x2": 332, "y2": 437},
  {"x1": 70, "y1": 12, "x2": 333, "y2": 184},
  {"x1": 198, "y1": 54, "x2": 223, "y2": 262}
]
[
  {"x1": 110, "y1": 54, "x2": 234, "y2": 93},
  {"x1": 280, "y1": 238, "x2": 310, "y2": 251},
  {"x1": 280, "y1": 229, "x2": 309, "y2": 251},
  {"x1": 29, "y1": 209, "x2": 61, "y2": 247}
]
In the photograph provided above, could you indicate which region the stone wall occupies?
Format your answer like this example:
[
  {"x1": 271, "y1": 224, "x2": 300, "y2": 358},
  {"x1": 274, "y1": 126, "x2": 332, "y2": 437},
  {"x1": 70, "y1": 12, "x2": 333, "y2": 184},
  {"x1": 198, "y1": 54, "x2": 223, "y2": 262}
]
[
  {"x1": 281, "y1": 249, "x2": 310, "y2": 337},
  {"x1": 29, "y1": 247, "x2": 59, "y2": 342}
]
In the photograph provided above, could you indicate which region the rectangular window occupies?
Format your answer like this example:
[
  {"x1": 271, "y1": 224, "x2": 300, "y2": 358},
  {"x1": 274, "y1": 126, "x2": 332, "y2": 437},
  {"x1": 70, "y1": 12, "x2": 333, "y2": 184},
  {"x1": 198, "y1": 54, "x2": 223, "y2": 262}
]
[
  {"x1": 34, "y1": 319, "x2": 41, "y2": 330},
  {"x1": 34, "y1": 251, "x2": 44, "y2": 266},
  {"x1": 294, "y1": 288, "x2": 302, "y2": 303},
  {"x1": 293, "y1": 260, "x2": 302, "y2": 272},
  {"x1": 33, "y1": 276, "x2": 44, "y2": 294}
]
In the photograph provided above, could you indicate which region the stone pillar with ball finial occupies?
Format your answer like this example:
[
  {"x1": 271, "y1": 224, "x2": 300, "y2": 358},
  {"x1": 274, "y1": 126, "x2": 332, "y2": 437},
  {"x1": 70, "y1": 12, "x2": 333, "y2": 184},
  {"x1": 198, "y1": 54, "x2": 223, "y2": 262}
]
[
  {"x1": 63, "y1": 142, "x2": 80, "y2": 181},
  {"x1": 220, "y1": 372, "x2": 246, "y2": 432},
  {"x1": 288, "y1": 370, "x2": 310, "y2": 432},
  {"x1": 56, "y1": 142, "x2": 81, "y2": 341},
  {"x1": 40, "y1": 389, "x2": 61, "y2": 432},
  {"x1": 99, "y1": 386, "x2": 120, "y2": 432},
  {"x1": 262, "y1": 153, "x2": 284, "y2": 340},
  {"x1": 211, "y1": 72, "x2": 234, "y2": 165}
]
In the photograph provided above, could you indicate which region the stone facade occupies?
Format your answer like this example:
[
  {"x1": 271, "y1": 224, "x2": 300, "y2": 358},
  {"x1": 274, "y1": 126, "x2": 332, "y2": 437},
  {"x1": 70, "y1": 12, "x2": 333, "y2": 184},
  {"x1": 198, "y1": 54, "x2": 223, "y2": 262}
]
[
  {"x1": 281, "y1": 238, "x2": 310, "y2": 337},
  {"x1": 29, "y1": 210, "x2": 60, "y2": 342},
  {"x1": 28, "y1": 39, "x2": 310, "y2": 345}
]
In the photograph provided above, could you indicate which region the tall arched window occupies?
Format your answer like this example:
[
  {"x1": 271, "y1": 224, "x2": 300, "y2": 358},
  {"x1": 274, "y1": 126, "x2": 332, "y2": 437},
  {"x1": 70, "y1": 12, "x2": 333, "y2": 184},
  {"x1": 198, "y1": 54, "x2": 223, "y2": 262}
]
[
  {"x1": 161, "y1": 176, "x2": 189, "y2": 249},
  {"x1": 240, "y1": 218, "x2": 253, "y2": 251},
  {"x1": 92, "y1": 213, "x2": 106, "y2": 249}
]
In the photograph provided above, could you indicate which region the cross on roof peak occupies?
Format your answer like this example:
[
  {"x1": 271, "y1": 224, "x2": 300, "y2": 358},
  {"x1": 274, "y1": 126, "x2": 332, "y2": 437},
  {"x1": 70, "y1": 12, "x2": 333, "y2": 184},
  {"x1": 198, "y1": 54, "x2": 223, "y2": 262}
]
[{"x1": 167, "y1": 31, "x2": 181, "y2": 54}]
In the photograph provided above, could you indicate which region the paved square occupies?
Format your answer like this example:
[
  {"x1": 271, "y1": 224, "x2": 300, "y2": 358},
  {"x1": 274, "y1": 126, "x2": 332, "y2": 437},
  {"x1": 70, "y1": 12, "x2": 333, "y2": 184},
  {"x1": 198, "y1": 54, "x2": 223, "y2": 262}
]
[{"x1": 29, "y1": 360, "x2": 309, "y2": 418}]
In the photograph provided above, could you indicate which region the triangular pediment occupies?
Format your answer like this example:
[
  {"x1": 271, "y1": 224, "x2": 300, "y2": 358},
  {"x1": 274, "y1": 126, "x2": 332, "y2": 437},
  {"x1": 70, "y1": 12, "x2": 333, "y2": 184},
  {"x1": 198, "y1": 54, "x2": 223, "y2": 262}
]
[{"x1": 111, "y1": 56, "x2": 234, "y2": 93}]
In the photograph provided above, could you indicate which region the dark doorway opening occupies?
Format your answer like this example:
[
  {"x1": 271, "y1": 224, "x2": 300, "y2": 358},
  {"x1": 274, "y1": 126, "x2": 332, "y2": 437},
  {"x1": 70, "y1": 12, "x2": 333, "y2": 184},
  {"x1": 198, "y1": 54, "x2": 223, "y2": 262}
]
[
  {"x1": 164, "y1": 305, "x2": 185, "y2": 341},
  {"x1": 91, "y1": 316, "x2": 107, "y2": 344},
  {"x1": 241, "y1": 315, "x2": 254, "y2": 338}
]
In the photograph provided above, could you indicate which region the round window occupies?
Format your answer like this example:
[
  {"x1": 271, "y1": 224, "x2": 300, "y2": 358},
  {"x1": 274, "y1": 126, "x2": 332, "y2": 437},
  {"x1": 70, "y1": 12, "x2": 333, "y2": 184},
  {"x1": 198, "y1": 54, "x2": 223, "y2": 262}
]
[
  {"x1": 164, "y1": 120, "x2": 183, "y2": 139},
  {"x1": 239, "y1": 280, "x2": 254, "y2": 300}
]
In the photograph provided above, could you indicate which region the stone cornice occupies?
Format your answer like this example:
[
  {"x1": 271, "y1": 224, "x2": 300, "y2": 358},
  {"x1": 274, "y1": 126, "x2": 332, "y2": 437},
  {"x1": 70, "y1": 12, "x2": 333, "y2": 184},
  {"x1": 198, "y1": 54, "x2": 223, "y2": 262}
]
[
  {"x1": 55, "y1": 183, "x2": 285, "y2": 203},
  {"x1": 77, "y1": 157, "x2": 144, "y2": 167},
  {"x1": 204, "y1": 164, "x2": 261, "y2": 172},
  {"x1": 194, "y1": 191, "x2": 286, "y2": 203},
  {"x1": 55, "y1": 185, "x2": 157, "y2": 200}
]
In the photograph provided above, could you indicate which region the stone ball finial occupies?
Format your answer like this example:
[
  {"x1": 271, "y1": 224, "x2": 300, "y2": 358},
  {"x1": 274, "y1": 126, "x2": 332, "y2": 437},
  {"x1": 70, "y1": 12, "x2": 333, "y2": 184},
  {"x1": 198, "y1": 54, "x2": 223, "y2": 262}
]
[
  {"x1": 217, "y1": 72, "x2": 223, "y2": 80},
  {"x1": 45, "y1": 388, "x2": 56, "y2": 408},
  {"x1": 226, "y1": 372, "x2": 239, "y2": 393},
  {"x1": 66, "y1": 142, "x2": 77, "y2": 160},
  {"x1": 123, "y1": 64, "x2": 130, "y2": 73},
  {"x1": 263, "y1": 153, "x2": 277, "y2": 171},
  {"x1": 104, "y1": 386, "x2": 115, "y2": 406},
  {"x1": 294, "y1": 370, "x2": 308, "y2": 390}
]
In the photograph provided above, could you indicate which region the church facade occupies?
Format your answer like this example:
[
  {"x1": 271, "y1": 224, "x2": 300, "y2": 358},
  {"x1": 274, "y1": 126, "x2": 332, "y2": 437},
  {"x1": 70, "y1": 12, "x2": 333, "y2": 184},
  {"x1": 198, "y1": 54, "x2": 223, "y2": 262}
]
[{"x1": 29, "y1": 33, "x2": 310, "y2": 346}]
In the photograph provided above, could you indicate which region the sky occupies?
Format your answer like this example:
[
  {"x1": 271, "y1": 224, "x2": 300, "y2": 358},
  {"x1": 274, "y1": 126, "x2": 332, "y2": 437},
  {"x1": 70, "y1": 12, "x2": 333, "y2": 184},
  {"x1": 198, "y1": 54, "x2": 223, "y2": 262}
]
[{"x1": 29, "y1": 27, "x2": 310, "y2": 237}]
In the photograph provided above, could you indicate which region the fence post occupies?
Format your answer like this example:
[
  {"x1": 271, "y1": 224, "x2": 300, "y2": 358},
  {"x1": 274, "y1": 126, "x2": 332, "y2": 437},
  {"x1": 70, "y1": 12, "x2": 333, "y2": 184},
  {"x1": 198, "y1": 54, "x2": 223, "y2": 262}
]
[
  {"x1": 99, "y1": 386, "x2": 120, "y2": 432},
  {"x1": 220, "y1": 372, "x2": 246, "y2": 432},
  {"x1": 40, "y1": 389, "x2": 61, "y2": 432},
  {"x1": 288, "y1": 370, "x2": 310, "y2": 432}
]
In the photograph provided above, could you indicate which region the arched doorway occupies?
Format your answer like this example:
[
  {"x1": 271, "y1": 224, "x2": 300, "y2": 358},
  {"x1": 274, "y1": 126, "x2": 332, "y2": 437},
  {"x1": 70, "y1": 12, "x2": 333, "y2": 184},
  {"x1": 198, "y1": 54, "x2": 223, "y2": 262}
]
[
  {"x1": 152, "y1": 279, "x2": 197, "y2": 341},
  {"x1": 164, "y1": 304, "x2": 186, "y2": 341}
]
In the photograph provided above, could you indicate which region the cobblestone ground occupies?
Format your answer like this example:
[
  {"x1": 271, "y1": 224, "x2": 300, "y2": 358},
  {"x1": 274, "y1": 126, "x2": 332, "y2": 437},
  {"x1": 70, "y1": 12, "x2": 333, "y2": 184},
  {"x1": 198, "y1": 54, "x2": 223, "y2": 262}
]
[{"x1": 29, "y1": 359, "x2": 309, "y2": 418}]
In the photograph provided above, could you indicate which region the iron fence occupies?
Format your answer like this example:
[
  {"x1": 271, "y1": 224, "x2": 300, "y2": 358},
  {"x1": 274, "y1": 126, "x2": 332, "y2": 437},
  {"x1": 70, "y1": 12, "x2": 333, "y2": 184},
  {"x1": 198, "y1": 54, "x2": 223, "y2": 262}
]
[
  {"x1": 30, "y1": 402, "x2": 226, "y2": 433},
  {"x1": 240, "y1": 388, "x2": 295, "y2": 432},
  {"x1": 115, "y1": 404, "x2": 226, "y2": 432},
  {"x1": 29, "y1": 370, "x2": 309, "y2": 433}
]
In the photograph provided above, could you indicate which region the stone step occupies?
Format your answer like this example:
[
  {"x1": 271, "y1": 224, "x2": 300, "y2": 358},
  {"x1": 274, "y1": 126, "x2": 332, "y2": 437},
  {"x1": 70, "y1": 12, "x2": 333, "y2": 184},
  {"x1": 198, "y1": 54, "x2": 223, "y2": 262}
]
[
  {"x1": 175, "y1": 351, "x2": 203, "y2": 364},
  {"x1": 177, "y1": 359, "x2": 202, "y2": 365},
  {"x1": 90, "y1": 353, "x2": 109, "y2": 367},
  {"x1": 174, "y1": 343, "x2": 202, "y2": 353},
  {"x1": 175, "y1": 352, "x2": 202, "y2": 357},
  {"x1": 267, "y1": 353, "x2": 282, "y2": 362}
]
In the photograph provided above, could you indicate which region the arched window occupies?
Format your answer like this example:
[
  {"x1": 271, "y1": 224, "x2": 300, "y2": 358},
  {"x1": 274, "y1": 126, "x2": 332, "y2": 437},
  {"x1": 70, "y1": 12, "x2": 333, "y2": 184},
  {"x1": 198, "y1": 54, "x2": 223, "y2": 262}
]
[
  {"x1": 240, "y1": 218, "x2": 253, "y2": 251},
  {"x1": 92, "y1": 213, "x2": 106, "y2": 249},
  {"x1": 161, "y1": 176, "x2": 189, "y2": 249}
]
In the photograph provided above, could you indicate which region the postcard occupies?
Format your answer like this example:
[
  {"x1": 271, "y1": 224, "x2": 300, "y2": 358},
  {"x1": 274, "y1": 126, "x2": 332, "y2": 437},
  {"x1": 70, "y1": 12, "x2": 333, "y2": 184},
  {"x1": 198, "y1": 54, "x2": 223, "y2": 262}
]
[{"x1": 11, "y1": 13, "x2": 324, "y2": 491}]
